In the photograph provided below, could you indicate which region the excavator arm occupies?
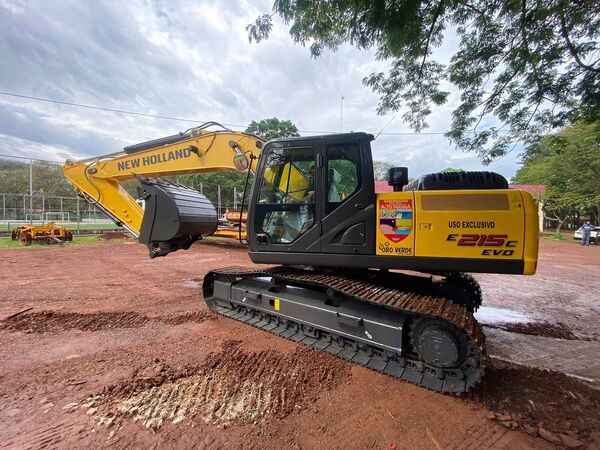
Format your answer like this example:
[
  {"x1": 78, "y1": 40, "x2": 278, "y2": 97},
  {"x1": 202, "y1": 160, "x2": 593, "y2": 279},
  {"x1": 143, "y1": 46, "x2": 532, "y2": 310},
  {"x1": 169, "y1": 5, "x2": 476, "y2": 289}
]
[{"x1": 63, "y1": 124, "x2": 265, "y2": 256}]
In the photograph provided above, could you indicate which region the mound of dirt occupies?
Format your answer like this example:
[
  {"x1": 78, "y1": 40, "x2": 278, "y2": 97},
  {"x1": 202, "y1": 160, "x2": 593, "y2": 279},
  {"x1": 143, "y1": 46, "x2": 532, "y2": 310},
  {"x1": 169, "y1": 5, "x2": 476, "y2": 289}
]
[
  {"x1": 1, "y1": 310, "x2": 213, "y2": 333},
  {"x1": 485, "y1": 321, "x2": 582, "y2": 340},
  {"x1": 82, "y1": 340, "x2": 351, "y2": 429},
  {"x1": 1, "y1": 311, "x2": 148, "y2": 333},
  {"x1": 101, "y1": 232, "x2": 128, "y2": 240},
  {"x1": 472, "y1": 359, "x2": 600, "y2": 442},
  {"x1": 160, "y1": 310, "x2": 213, "y2": 325}
]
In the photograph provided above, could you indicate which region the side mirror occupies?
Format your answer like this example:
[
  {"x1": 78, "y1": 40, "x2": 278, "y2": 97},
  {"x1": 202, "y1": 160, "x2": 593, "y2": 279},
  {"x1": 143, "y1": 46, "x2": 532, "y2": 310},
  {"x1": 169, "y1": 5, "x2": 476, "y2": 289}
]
[
  {"x1": 388, "y1": 167, "x2": 408, "y2": 191},
  {"x1": 233, "y1": 154, "x2": 249, "y2": 171}
]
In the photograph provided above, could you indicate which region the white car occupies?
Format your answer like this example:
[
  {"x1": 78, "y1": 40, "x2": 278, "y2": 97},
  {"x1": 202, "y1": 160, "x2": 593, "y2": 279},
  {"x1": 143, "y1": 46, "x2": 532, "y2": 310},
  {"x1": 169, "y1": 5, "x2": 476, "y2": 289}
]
[{"x1": 573, "y1": 225, "x2": 599, "y2": 243}]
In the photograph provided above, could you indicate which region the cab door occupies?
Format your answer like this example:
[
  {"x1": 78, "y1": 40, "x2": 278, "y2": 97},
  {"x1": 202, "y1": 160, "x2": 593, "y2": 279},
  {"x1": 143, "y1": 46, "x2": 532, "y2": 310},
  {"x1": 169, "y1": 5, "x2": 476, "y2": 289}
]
[
  {"x1": 249, "y1": 139, "x2": 322, "y2": 253},
  {"x1": 319, "y1": 134, "x2": 376, "y2": 254}
]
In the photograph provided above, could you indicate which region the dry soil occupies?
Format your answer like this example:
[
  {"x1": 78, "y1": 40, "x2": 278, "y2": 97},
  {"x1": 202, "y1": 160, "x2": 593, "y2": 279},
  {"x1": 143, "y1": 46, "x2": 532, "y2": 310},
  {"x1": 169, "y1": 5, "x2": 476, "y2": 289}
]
[{"x1": 0, "y1": 238, "x2": 599, "y2": 449}]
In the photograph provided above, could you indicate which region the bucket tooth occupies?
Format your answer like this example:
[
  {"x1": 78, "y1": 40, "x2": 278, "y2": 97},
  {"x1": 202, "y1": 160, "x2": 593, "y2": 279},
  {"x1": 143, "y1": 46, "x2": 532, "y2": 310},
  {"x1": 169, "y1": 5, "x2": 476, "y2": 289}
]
[{"x1": 138, "y1": 178, "x2": 217, "y2": 257}]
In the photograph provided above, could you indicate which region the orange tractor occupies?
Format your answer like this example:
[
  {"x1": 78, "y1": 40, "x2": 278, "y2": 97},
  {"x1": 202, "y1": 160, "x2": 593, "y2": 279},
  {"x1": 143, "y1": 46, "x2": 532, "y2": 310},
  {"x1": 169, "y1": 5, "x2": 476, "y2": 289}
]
[{"x1": 11, "y1": 223, "x2": 73, "y2": 246}]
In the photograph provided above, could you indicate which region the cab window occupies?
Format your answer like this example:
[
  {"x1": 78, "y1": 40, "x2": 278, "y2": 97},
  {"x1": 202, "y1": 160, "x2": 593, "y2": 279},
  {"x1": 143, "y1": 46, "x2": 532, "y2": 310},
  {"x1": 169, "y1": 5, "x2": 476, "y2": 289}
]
[
  {"x1": 258, "y1": 148, "x2": 314, "y2": 204},
  {"x1": 257, "y1": 147, "x2": 315, "y2": 243},
  {"x1": 326, "y1": 144, "x2": 361, "y2": 214}
]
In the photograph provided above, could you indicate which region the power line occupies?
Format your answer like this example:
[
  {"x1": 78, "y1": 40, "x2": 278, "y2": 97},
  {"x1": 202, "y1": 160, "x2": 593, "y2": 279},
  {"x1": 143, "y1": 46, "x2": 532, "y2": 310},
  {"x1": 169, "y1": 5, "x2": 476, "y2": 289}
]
[
  {"x1": 0, "y1": 90, "x2": 452, "y2": 136},
  {"x1": 0, "y1": 91, "x2": 244, "y2": 128},
  {"x1": 0, "y1": 136, "x2": 70, "y2": 162},
  {"x1": 0, "y1": 136, "x2": 59, "y2": 154},
  {"x1": 0, "y1": 152, "x2": 62, "y2": 164}
]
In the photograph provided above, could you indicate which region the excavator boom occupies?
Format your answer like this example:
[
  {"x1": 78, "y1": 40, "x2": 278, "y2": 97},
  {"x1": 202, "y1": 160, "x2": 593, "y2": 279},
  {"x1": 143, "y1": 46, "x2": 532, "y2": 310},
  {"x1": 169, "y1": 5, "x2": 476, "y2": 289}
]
[{"x1": 63, "y1": 124, "x2": 266, "y2": 256}]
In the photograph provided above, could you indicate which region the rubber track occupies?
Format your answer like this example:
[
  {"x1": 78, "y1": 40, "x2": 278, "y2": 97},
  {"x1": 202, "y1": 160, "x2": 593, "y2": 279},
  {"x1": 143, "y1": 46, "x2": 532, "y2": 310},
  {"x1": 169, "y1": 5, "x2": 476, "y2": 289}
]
[
  {"x1": 435, "y1": 272, "x2": 484, "y2": 312},
  {"x1": 205, "y1": 266, "x2": 486, "y2": 392}
]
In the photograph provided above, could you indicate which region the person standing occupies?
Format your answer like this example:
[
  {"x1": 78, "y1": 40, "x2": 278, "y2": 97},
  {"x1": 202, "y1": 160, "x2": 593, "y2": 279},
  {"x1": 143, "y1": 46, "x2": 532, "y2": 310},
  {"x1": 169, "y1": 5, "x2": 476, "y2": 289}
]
[{"x1": 581, "y1": 220, "x2": 594, "y2": 246}]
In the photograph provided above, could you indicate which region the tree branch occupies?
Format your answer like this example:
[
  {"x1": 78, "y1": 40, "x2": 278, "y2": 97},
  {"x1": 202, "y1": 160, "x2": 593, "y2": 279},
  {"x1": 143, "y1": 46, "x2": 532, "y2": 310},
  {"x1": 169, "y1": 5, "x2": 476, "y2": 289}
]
[
  {"x1": 520, "y1": 0, "x2": 544, "y2": 92},
  {"x1": 558, "y1": 1, "x2": 600, "y2": 74},
  {"x1": 419, "y1": 0, "x2": 445, "y2": 77},
  {"x1": 459, "y1": 1, "x2": 486, "y2": 17},
  {"x1": 471, "y1": 64, "x2": 525, "y2": 133}
]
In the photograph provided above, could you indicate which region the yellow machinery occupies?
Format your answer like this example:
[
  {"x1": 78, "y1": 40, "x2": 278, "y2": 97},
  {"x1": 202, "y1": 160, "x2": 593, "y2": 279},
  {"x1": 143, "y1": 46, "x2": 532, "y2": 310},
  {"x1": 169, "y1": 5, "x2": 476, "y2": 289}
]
[
  {"x1": 63, "y1": 123, "x2": 539, "y2": 393},
  {"x1": 63, "y1": 123, "x2": 314, "y2": 254},
  {"x1": 375, "y1": 190, "x2": 538, "y2": 274},
  {"x1": 11, "y1": 222, "x2": 73, "y2": 245}
]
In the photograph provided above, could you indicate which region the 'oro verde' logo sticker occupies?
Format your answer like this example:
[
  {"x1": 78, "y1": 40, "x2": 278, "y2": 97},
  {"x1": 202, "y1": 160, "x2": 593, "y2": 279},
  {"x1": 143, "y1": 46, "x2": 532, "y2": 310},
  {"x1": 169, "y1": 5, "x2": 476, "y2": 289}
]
[{"x1": 379, "y1": 199, "x2": 413, "y2": 243}]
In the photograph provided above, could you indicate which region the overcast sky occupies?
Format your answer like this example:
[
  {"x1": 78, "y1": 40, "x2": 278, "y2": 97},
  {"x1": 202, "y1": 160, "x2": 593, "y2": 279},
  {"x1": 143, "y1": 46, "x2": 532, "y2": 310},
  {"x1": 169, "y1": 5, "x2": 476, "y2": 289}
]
[{"x1": 0, "y1": 0, "x2": 523, "y2": 179}]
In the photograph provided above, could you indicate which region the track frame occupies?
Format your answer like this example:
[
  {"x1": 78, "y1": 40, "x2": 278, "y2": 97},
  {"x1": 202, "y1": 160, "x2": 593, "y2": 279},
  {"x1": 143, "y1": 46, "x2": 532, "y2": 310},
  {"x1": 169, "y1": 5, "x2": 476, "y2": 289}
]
[{"x1": 203, "y1": 266, "x2": 485, "y2": 393}]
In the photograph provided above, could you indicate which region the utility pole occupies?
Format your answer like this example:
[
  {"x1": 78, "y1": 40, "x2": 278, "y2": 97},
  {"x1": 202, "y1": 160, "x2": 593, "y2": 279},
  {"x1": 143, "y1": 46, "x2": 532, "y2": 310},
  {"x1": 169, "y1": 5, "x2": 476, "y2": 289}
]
[
  {"x1": 340, "y1": 94, "x2": 345, "y2": 132},
  {"x1": 217, "y1": 185, "x2": 221, "y2": 217},
  {"x1": 29, "y1": 159, "x2": 33, "y2": 224}
]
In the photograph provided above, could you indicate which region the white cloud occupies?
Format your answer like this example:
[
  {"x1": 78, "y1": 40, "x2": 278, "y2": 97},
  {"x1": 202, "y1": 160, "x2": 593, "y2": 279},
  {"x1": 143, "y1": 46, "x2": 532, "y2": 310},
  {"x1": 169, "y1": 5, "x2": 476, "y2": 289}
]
[{"x1": 0, "y1": 0, "x2": 521, "y2": 180}]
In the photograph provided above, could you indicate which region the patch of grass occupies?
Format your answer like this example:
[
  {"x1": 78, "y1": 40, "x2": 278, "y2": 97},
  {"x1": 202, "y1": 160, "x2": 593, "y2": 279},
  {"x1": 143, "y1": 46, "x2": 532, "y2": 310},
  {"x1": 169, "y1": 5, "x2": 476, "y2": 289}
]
[
  {"x1": 543, "y1": 233, "x2": 567, "y2": 240},
  {"x1": 540, "y1": 230, "x2": 580, "y2": 244},
  {"x1": 0, "y1": 235, "x2": 104, "y2": 249},
  {"x1": 0, "y1": 223, "x2": 120, "y2": 232}
]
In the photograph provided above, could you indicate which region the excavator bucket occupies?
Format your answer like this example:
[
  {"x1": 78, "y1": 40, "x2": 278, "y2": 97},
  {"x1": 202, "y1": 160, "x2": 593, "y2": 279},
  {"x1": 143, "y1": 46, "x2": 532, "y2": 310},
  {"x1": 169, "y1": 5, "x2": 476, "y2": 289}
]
[{"x1": 137, "y1": 179, "x2": 218, "y2": 257}]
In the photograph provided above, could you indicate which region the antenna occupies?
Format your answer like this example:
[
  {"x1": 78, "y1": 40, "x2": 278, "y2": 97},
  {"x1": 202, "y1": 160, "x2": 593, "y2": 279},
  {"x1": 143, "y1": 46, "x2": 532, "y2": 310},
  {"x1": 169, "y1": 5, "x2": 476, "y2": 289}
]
[
  {"x1": 340, "y1": 94, "x2": 345, "y2": 132},
  {"x1": 375, "y1": 114, "x2": 397, "y2": 139}
]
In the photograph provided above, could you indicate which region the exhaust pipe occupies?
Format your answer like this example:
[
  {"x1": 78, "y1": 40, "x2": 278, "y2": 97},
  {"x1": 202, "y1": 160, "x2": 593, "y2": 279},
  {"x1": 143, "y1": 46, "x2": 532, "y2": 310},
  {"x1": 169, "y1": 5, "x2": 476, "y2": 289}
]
[{"x1": 137, "y1": 179, "x2": 218, "y2": 257}]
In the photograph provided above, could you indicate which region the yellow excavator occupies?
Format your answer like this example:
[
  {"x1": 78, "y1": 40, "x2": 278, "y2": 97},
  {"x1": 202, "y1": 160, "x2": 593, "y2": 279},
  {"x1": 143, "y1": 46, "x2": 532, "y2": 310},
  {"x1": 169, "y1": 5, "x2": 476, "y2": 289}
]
[{"x1": 63, "y1": 122, "x2": 539, "y2": 393}]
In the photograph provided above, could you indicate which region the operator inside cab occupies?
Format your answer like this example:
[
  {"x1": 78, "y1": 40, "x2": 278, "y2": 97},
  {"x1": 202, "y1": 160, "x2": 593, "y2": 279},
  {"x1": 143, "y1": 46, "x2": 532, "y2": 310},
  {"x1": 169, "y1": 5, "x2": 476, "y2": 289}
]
[
  {"x1": 289, "y1": 166, "x2": 341, "y2": 203},
  {"x1": 296, "y1": 166, "x2": 315, "y2": 203}
]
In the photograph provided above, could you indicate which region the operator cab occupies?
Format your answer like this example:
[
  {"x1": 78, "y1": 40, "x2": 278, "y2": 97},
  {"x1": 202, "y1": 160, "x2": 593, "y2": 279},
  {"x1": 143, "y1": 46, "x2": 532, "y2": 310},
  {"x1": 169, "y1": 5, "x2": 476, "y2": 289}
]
[{"x1": 248, "y1": 132, "x2": 376, "y2": 262}]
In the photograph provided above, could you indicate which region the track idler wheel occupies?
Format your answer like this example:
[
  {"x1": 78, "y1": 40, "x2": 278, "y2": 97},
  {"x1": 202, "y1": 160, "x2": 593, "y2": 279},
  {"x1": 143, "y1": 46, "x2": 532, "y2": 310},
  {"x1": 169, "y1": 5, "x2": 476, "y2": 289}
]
[{"x1": 411, "y1": 319, "x2": 469, "y2": 369}]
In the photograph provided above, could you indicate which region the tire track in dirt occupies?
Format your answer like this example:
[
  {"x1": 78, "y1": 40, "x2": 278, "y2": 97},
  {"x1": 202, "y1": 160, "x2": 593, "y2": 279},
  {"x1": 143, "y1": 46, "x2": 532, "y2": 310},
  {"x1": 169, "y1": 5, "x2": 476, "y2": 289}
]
[
  {"x1": 0, "y1": 310, "x2": 213, "y2": 333},
  {"x1": 80, "y1": 341, "x2": 350, "y2": 430},
  {"x1": 444, "y1": 415, "x2": 509, "y2": 449},
  {"x1": 109, "y1": 432, "x2": 229, "y2": 450},
  {"x1": 2, "y1": 418, "x2": 84, "y2": 450}
]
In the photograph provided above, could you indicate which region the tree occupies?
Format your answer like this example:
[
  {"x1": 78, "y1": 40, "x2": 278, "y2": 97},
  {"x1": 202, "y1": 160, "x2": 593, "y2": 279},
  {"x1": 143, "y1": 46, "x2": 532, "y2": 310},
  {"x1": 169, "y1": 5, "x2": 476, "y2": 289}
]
[
  {"x1": 512, "y1": 121, "x2": 600, "y2": 233},
  {"x1": 248, "y1": 1, "x2": 600, "y2": 163},
  {"x1": 373, "y1": 161, "x2": 394, "y2": 181},
  {"x1": 245, "y1": 117, "x2": 300, "y2": 141},
  {"x1": 0, "y1": 160, "x2": 74, "y2": 196},
  {"x1": 176, "y1": 172, "x2": 248, "y2": 210},
  {"x1": 440, "y1": 168, "x2": 465, "y2": 173}
]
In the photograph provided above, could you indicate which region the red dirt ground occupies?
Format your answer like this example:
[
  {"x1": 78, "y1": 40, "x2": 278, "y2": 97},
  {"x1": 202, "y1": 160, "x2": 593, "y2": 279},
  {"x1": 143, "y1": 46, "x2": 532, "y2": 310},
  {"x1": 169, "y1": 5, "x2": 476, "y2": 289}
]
[
  {"x1": 101, "y1": 232, "x2": 128, "y2": 240},
  {"x1": 0, "y1": 239, "x2": 598, "y2": 449}
]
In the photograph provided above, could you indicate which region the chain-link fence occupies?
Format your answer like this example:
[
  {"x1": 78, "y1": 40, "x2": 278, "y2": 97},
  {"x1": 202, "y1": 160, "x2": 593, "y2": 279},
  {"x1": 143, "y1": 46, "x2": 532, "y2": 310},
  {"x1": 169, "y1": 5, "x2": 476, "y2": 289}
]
[
  {"x1": 0, "y1": 154, "x2": 246, "y2": 234},
  {"x1": 0, "y1": 192, "x2": 115, "y2": 233},
  {"x1": 0, "y1": 193, "x2": 105, "y2": 221},
  {"x1": 1, "y1": 155, "x2": 118, "y2": 233}
]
